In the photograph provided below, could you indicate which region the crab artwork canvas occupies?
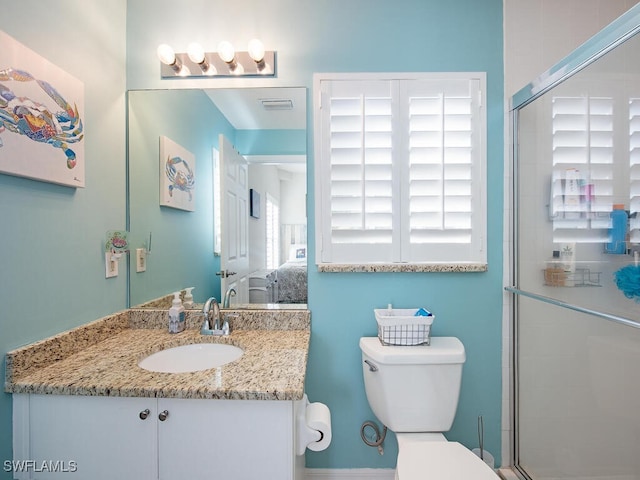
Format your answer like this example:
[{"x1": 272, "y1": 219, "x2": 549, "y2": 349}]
[
  {"x1": 0, "y1": 30, "x2": 85, "y2": 188},
  {"x1": 159, "y1": 136, "x2": 195, "y2": 212}
]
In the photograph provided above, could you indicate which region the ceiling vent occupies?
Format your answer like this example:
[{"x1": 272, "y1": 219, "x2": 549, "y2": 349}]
[{"x1": 260, "y1": 98, "x2": 293, "y2": 110}]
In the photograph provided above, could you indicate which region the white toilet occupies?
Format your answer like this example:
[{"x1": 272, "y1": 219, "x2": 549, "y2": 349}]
[{"x1": 360, "y1": 336, "x2": 498, "y2": 479}]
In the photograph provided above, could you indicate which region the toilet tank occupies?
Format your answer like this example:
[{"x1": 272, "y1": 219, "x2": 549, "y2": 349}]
[{"x1": 360, "y1": 337, "x2": 465, "y2": 433}]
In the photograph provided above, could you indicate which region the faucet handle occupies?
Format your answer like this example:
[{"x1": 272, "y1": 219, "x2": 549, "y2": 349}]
[
  {"x1": 200, "y1": 313, "x2": 211, "y2": 333},
  {"x1": 222, "y1": 313, "x2": 238, "y2": 335}
]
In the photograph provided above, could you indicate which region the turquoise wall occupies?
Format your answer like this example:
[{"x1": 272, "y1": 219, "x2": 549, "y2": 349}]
[
  {"x1": 0, "y1": 1, "x2": 127, "y2": 477},
  {"x1": 127, "y1": 0, "x2": 504, "y2": 469}
]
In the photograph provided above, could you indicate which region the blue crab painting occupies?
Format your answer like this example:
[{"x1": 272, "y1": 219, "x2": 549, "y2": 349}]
[
  {"x1": 0, "y1": 67, "x2": 84, "y2": 169},
  {"x1": 165, "y1": 155, "x2": 195, "y2": 201}
]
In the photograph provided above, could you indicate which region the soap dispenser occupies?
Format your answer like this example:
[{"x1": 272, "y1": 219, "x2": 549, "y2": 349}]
[
  {"x1": 168, "y1": 292, "x2": 186, "y2": 334},
  {"x1": 183, "y1": 287, "x2": 195, "y2": 308}
]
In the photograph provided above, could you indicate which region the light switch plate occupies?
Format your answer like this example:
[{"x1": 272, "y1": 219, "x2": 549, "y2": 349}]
[
  {"x1": 105, "y1": 252, "x2": 118, "y2": 278},
  {"x1": 136, "y1": 248, "x2": 146, "y2": 272}
]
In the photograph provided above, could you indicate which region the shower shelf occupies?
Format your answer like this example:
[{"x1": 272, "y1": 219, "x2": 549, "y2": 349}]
[{"x1": 543, "y1": 267, "x2": 602, "y2": 287}]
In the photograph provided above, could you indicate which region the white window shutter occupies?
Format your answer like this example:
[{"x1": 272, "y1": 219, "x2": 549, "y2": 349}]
[
  {"x1": 319, "y1": 80, "x2": 399, "y2": 262},
  {"x1": 316, "y1": 73, "x2": 487, "y2": 265},
  {"x1": 550, "y1": 95, "x2": 614, "y2": 243},
  {"x1": 401, "y1": 78, "x2": 484, "y2": 262},
  {"x1": 630, "y1": 98, "x2": 640, "y2": 242}
]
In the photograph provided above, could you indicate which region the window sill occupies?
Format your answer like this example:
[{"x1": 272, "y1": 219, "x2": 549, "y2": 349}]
[{"x1": 316, "y1": 263, "x2": 488, "y2": 273}]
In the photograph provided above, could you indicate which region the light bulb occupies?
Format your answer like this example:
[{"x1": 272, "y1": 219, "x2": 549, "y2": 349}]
[
  {"x1": 157, "y1": 44, "x2": 176, "y2": 65},
  {"x1": 248, "y1": 39, "x2": 265, "y2": 62},
  {"x1": 187, "y1": 42, "x2": 205, "y2": 64},
  {"x1": 217, "y1": 41, "x2": 236, "y2": 63}
]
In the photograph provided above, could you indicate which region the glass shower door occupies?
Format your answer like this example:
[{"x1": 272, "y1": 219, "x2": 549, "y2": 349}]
[
  {"x1": 516, "y1": 297, "x2": 640, "y2": 479},
  {"x1": 511, "y1": 6, "x2": 640, "y2": 479}
]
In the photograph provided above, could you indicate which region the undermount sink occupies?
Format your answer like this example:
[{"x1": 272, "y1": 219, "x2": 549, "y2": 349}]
[{"x1": 138, "y1": 343, "x2": 243, "y2": 373}]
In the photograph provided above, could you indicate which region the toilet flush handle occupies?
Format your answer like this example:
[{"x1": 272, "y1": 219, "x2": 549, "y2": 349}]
[{"x1": 364, "y1": 360, "x2": 378, "y2": 372}]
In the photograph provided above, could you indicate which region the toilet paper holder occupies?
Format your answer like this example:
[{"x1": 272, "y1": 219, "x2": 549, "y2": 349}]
[{"x1": 295, "y1": 394, "x2": 332, "y2": 456}]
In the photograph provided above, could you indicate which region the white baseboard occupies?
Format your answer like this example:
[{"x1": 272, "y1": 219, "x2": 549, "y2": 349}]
[{"x1": 305, "y1": 468, "x2": 395, "y2": 480}]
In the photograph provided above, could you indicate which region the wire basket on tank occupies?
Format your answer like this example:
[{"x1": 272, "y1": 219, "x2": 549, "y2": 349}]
[{"x1": 374, "y1": 308, "x2": 434, "y2": 346}]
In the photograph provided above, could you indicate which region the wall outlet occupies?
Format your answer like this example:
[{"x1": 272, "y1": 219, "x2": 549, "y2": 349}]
[
  {"x1": 105, "y1": 252, "x2": 118, "y2": 278},
  {"x1": 136, "y1": 248, "x2": 146, "y2": 272}
]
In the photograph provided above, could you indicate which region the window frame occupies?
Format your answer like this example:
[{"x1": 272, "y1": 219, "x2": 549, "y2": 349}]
[
  {"x1": 265, "y1": 193, "x2": 280, "y2": 270},
  {"x1": 313, "y1": 72, "x2": 488, "y2": 272}
]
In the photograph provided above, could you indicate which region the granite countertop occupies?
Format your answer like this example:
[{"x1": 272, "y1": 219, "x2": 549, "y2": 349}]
[{"x1": 5, "y1": 309, "x2": 310, "y2": 401}]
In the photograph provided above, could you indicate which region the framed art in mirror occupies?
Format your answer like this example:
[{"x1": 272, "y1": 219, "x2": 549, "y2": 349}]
[
  {"x1": 250, "y1": 188, "x2": 260, "y2": 219},
  {"x1": 159, "y1": 135, "x2": 195, "y2": 212}
]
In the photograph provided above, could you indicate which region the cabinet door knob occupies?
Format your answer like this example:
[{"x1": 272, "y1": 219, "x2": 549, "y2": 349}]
[
  {"x1": 158, "y1": 410, "x2": 169, "y2": 421},
  {"x1": 139, "y1": 409, "x2": 150, "y2": 420}
]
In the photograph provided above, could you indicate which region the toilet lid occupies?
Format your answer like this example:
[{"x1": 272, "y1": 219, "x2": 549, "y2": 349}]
[{"x1": 397, "y1": 441, "x2": 498, "y2": 479}]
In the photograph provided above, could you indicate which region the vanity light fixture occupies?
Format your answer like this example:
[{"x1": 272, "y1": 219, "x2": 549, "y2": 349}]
[
  {"x1": 187, "y1": 42, "x2": 216, "y2": 75},
  {"x1": 157, "y1": 44, "x2": 187, "y2": 76},
  {"x1": 158, "y1": 39, "x2": 276, "y2": 78},
  {"x1": 248, "y1": 39, "x2": 268, "y2": 73},
  {"x1": 217, "y1": 41, "x2": 243, "y2": 74}
]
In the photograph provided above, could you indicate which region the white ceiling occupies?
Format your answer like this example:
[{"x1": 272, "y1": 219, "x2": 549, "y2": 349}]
[
  {"x1": 205, "y1": 87, "x2": 306, "y2": 130},
  {"x1": 205, "y1": 87, "x2": 307, "y2": 174}
]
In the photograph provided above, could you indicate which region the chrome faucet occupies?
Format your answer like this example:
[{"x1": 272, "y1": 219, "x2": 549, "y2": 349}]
[
  {"x1": 223, "y1": 287, "x2": 237, "y2": 308},
  {"x1": 202, "y1": 297, "x2": 221, "y2": 334},
  {"x1": 201, "y1": 297, "x2": 232, "y2": 336}
]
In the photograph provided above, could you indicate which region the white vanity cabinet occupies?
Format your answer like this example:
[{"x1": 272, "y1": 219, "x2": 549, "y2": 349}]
[
  {"x1": 13, "y1": 394, "x2": 302, "y2": 480},
  {"x1": 13, "y1": 394, "x2": 156, "y2": 480},
  {"x1": 157, "y1": 397, "x2": 298, "y2": 479}
]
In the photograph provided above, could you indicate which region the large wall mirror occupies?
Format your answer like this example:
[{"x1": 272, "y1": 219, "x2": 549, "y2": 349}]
[{"x1": 127, "y1": 87, "x2": 307, "y2": 309}]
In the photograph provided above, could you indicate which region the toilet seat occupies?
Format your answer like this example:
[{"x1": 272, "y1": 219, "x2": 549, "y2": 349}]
[{"x1": 396, "y1": 439, "x2": 498, "y2": 479}]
